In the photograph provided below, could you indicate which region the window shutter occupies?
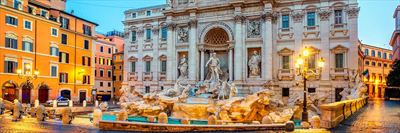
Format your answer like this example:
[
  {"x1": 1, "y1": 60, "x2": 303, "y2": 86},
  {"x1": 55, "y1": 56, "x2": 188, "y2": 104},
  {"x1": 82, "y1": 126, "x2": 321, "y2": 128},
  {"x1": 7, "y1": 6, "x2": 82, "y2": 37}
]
[
  {"x1": 56, "y1": 48, "x2": 59, "y2": 56},
  {"x1": 82, "y1": 56, "x2": 85, "y2": 65},
  {"x1": 59, "y1": 52, "x2": 62, "y2": 62},
  {"x1": 66, "y1": 73, "x2": 68, "y2": 83},
  {"x1": 83, "y1": 75, "x2": 86, "y2": 84},
  {"x1": 88, "y1": 57, "x2": 91, "y2": 66},
  {"x1": 30, "y1": 43, "x2": 33, "y2": 52},
  {"x1": 66, "y1": 53, "x2": 69, "y2": 63},
  {"x1": 59, "y1": 74, "x2": 62, "y2": 82},
  {"x1": 5, "y1": 38, "x2": 10, "y2": 48},
  {"x1": 14, "y1": 39, "x2": 18, "y2": 49},
  {"x1": 88, "y1": 76, "x2": 90, "y2": 84},
  {"x1": 4, "y1": 61, "x2": 8, "y2": 73},
  {"x1": 22, "y1": 41, "x2": 26, "y2": 51},
  {"x1": 6, "y1": 16, "x2": 10, "y2": 23},
  {"x1": 14, "y1": 62, "x2": 18, "y2": 73},
  {"x1": 15, "y1": 18, "x2": 18, "y2": 26}
]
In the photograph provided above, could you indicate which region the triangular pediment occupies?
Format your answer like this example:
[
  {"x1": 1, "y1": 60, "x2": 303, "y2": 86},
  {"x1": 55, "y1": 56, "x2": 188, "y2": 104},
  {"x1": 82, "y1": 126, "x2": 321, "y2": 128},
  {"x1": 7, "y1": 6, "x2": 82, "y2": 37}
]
[
  {"x1": 278, "y1": 47, "x2": 294, "y2": 55},
  {"x1": 128, "y1": 56, "x2": 138, "y2": 62},
  {"x1": 331, "y1": 45, "x2": 348, "y2": 53}
]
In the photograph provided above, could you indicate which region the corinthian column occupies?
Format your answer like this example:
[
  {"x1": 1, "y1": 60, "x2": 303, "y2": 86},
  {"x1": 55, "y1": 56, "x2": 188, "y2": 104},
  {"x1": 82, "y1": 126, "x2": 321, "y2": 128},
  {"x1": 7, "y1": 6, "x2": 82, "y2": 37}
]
[
  {"x1": 262, "y1": 11, "x2": 274, "y2": 81},
  {"x1": 188, "y1": 18, "x2": 198, "y2": 81},
  {"x1": 234, "y1": 15, "x2": 244, "y2": 81},
  {"x1": 166, "y1": 22, "x2": 176, "y2": 81}
]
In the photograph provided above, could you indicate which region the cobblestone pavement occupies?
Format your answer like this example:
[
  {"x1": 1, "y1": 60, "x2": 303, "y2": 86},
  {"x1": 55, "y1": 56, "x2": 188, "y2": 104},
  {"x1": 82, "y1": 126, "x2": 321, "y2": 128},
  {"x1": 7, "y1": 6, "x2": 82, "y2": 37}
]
[{"x1": 332, "y1": 99, "x2": 400, "y2": 133}]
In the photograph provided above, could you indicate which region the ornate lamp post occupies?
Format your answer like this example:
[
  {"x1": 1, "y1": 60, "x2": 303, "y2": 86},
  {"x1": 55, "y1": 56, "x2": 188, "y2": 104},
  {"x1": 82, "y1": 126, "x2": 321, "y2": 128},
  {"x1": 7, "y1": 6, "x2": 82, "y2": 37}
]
[
  {"x1": 295, "y1": 47, "x2": 325, "y2": 122},
  {"x1": 17, "y1": 64, "x2": 39, "y2": 83}
]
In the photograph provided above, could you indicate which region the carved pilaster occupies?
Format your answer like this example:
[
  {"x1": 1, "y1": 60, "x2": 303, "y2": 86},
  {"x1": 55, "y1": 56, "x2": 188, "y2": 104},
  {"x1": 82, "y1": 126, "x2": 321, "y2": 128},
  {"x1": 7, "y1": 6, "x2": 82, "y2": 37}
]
[
  {"x1": 152, "y1": 27, "x2": 159, "y2": 35},
  {"x1": 318, "y1": 9, "x2": 331, "y2": 21},
  {"x1": 167, "y1": 22, "x2": 177, "y2": 30},
  {"x1": 291, "y1": 10, "x2": 304, "y2": 23},
  {"x1": 261, "y1": 11, "x2": 277, "y2": 23},
  {"x1": 137, "y1": 28, "x2": 144, "y2": 37},
  {"x1": 346, "y1": 7, "x2": 360, "y2": 19}
]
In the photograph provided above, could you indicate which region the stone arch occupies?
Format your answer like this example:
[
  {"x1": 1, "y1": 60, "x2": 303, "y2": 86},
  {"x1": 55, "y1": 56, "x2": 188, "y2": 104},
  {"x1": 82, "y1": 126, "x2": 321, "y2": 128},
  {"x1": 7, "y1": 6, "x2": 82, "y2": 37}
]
[
  {"x1": 37, "y1": 82, "x2": 50, "y2": 103},
  {"x1": 2, "y1": 80, "x2": 18, "y2": 102},
  {"x1": 204, "y1": 28, "x2": 229, "y2": 45},
  {"x1": 199, "y1": 22, "x2": 234, "y2": 43}
]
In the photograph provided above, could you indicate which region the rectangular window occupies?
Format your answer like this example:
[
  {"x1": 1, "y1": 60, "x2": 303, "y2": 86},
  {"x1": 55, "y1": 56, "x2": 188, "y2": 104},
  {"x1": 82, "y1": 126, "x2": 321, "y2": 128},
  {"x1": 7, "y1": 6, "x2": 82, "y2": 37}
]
[
  {"x1": 60, "y1": 17, "x2": 70, "y2": 29},
  {"x1": 83, "y1": 24, "x2": 92, "y2": 36},
  {"x1": 378, "y1": 51, "x2": 382, "y2": 58},
  {"x1": 308, "y1": 88, "x2": 316, "y2": 93},
  {"x1": 24, "y1": 20, "x2": 32, "y2": 30},
  {"x1": 307, "y1": 12, "x2": 316, "y2": 26},
  {"x1": 282, "y1": 56, "x2": 290, "y2": 69},
  {"x1": 6, "y1": 16, "x2": 18, "y2": 26},
  {"x1": 161, "y1": 61, "x2": 167, "y2": 72},
  {"x1": 108, "y1": 70, "x2": 111, "y2": 78},
  {"x1": 100, "y1": 46, "x2": 104, "y2": 52},
  {"x1": 83, "y1": 75, "x2": 90, "y2": 84},
  {"x1": 282, "y1": 88, "x2": 290, "y2": 97},
  {"x1": 372, "y1": 62, "x2": 376, "y2": 66},
  {"x1": 146, "y1": 29, "x2": 152, "y2": 40},
  {"x1": 51, "y1": 27, "x2": 58, "y2": 37},
  {"x1": 334, "y1": 10, "x2": 343, "y2": 24},
  {"x1": 108, "y1": 82, "x2": 111, "y2": 87},
  {"x1": 371, "y1": 50, "x2": 375, "y2": 57},
  {"x1": 132, "y1": 13, "x2": 137, "y2": 18},
  {"x1": 365, "y1": 61, "x2": 370, "y2": 66},
  {"x1": 389, "y1": 54, "x2": 393, "y2": 60},
  {"x1": 335, "y1": 53, "x2": 344, "y2": 68},
  {"x1": 145, "y1": 61, "x2": 151, "y2": 72},
  {"x1": 4, "y1": 61, "x2": 18, "y2": 73},
  {"x1": 131, "y1": 62, "x2": 136, "y2": 72},
  {"x1": 50, "y1": 47, "x2": 59, "y2": 56},
  {"x1": 22, "y1": 41, "x2": 33, "y2": 52},
  {"x1": 41, "y1": 10, "x2": 48, "y2": 18},
  {"x1": 100, "y1": 70, "x2": 104, "y2": 77},
  {"x1": 383, "y1": 53, "x2": 387, "y2": 59},
  {"x1": 145, "y1": 86, "x2": 150, "y2": 93},
  {"x1": 5, "y1": 37, "x2": 18, "y2": 49},
  {"x1": 82, "y1": 56, "x2": 86, "y2": 66},
  {"x1": 161, "y1": 27, "x2": 168, "y2": 41},
  {"x1": 282, "y1": 15, "x2": 289, "y2": 29},
  {"x1": 59, "y1": 73, "x2": 68, "y2": 83},
  {"x1": 14, "y1": 0, "x2": 21, "y2": 9},
  {"x1": 146, "y1": 11, "x2": 151, "y2": 16},
  {"x1": 100, "y1": 82, "x2": 103, "y2": 87},
  {"x1": 364, "y1": 49, "x2": 369, "y2": 56},
  {"x1": 59, "y1": 52, "x2": 69, "y2": 63},
  {"x1": 131, "y1": 31, "x2": 137, "y2": 42},
  {"x1": 99, "y1": 57, "x2": 104, "y2": 65},
  {"x1": 28, "y1": 6, "x2": 33, "y2": 14},
  {"x1": 51, "y1": 66, "x2": 57, "y2": 77},
  {"x1": 61, "y1": 34, "x2": 68, "y2": 45},
  {"x1": 84, "y1": 40, "x2": 89, "y2": 50},
  {"x1": 108, "y1": 48, "x2": 111, "y2": 54}
]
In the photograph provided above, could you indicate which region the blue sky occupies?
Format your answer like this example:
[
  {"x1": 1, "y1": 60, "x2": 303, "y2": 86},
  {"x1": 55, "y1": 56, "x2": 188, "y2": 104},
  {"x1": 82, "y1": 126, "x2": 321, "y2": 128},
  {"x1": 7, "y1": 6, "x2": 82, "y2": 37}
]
[{"x1": 66, "y1": 0, "x2": 399, "y2": 49}]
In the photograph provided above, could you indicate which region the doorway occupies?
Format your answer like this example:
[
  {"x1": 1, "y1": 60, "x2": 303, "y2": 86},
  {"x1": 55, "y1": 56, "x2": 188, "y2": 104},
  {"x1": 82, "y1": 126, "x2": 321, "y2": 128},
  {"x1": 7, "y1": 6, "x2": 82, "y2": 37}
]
[
  {"x1": 79, "y1": 91, "x2": 86, "y2": 103},
  {"x1": 3, "y1": 81, "x2": 18, "y2": 102},
  {"x1": 61, "y1": 90, "x2": 71, "y2": 100},
  {"x1": 21, "y1": 83, "x2": 33, "y2": 104},
  {"x1": 38, "y1": 84, "x2": 49, "y2": 103}
]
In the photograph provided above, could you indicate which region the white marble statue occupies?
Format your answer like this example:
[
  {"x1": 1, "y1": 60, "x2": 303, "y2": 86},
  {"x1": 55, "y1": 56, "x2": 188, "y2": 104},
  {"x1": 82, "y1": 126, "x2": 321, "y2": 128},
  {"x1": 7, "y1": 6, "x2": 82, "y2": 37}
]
[
  {"x1": 248, "y1": 51, "x2": 261, "y2": 76},
  {"x1": 229, "y1": 83, "x2": 238, "y2": 98},
  {"x1": 178, "y1": 55, "x2": 188, "y2": 79},
  {"x1": 205, "y1": 52, "x2": 222, "y2": 82}
]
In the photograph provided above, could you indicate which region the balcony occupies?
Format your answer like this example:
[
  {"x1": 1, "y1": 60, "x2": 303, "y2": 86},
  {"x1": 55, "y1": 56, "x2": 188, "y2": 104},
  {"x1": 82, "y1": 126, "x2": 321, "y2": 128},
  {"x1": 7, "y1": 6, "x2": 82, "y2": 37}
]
[
  {"x1": 159, "y1": 72, "x2": 166, "y2": 81},
  {"x1": 330, "y1": 23, "x2": 349, "y2": 38},
  {"x1": 303, "y1": 25, "x2": 320, "y2": 39},
  {"x1": 129, "y1": 72, "x2": 138, "y2": 81},
  {"x1": 278, "y1": 27, "x2": 294, "y2": 40},
  {"x1": 143, "y1": 72, "x2": 153, "y2": 81},
  {"x1": 330, "y1": 68, "x2": 349, "y2": 80},
  {"x1": 278, "y1": 69, "x2": 294, "y2": 81}
]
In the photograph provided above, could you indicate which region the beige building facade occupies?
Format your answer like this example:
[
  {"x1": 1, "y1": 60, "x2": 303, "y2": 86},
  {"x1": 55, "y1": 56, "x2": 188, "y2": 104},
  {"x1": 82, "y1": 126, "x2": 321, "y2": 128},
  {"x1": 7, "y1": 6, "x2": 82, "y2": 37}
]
[{"x1": 123, "y1": 0, "x2": 360, "y2": 103}]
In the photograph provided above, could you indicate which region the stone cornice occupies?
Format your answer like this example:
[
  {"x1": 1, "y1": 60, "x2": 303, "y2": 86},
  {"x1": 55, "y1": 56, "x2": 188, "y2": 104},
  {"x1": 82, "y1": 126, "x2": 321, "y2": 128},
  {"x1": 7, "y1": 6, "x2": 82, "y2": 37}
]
[
  {"x1": 318, "y1": 9, "x2": 331, "y2": 21},
  {"x1": 291, "y1": 10, "x2": 304, "y2": 23},
  {"x1": 234, "y1": 15, "x2": 246, "y2": 23}
]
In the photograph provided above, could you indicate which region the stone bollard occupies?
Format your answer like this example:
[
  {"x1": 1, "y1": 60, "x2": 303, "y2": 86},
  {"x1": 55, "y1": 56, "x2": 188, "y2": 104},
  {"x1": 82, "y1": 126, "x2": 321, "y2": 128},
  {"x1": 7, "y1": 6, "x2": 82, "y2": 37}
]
[
  {"x1": 53, "y1": 100, "x2": 57, "y2": 108},
  {"x1": 207, "y1": 115, "x2": 217, "y2": 125},
  {"x1": 0, "y1": 98, "x2": 4, "y2": 115},
  {"x1": 69, "y1": 100, "x2": 73, "y2": 107},
  {"x1": 158, "y1": 112, "x2": 168, "y2": 124},
  {"x1": 147, "y1": 116, "x2": 157, "y2": 123},
  {"x1": 92, "y1": 108, "x2": 102, "y2": 127},
  {"x1": 310, "y1": 116, "x2": 321, "y2": 129},
  {"x1": 34, "y1": 100, "x2": 39, "y2": 108},
  {"x1": 181, "y1": 118, "x2": 190, "y2": 125},
  {"x1": 36, "y1": 105, "x2": 47, "y2": 121},
  {"x1": 61, "y1": 107, "x2": 73, "y2": 124},
  {"x1": 117, "y1": 109, "x2": 128, "y2": 121},
  {"x1": 95, "y1": 100, "x2": 99, "y2": 107},
  {"x1": 13, "y1": 100, "x2": 22, "y2": 121},
  {"x1": 261, "y1": 115, "x2": 273, "y2": 124},
  {"x1": 83, "y1": 100, "x2": 87, "y2": 107}
]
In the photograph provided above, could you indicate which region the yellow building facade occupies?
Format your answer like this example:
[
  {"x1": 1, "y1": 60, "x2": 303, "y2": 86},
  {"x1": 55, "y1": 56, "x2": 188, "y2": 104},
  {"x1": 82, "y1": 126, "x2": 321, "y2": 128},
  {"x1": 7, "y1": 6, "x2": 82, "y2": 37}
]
[
  {"x1": 0, "y1": 0, "x2": 97, "y2": 104},
  {"x1": 361, "y1": 44, "x2": 393, "y2": 98}
]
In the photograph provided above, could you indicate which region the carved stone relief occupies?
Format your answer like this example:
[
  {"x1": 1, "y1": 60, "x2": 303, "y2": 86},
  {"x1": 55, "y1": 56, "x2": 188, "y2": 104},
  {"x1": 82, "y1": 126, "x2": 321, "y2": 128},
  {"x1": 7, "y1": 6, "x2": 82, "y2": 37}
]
[
  {"x1": 177, "y1": 27, "x2": 189, "y2": 43},
  {"x1": 247, "y1": 20, "x2": 261, "y2": 38}
]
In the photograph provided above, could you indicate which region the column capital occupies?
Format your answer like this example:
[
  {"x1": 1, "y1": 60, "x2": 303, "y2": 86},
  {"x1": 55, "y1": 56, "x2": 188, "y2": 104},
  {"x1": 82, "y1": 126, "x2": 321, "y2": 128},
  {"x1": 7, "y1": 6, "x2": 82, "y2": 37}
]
[
  {"x1": 346, "y1": 6, "x2": 360, "y2": 19},
  {"x1": 188, "y1": 19, "x2": 198, "y2": 28},
  {"x1": 234, "y1": 15, "x2": 246, "y2": 23},
  {"x1": 261, "y1": 11, "x2": 277, "y2": 22},
  {"x1": 291, "y1": 10, "x2": 304, "y2": 23},
  {"x1": 318, "y1": 9, "x2": 331, "y2": 21},
  {"x1": 137, "y1": 28, "x2": 144, "y2": 36},
  {"x1": 152, "y1": 27, "x2": 159, "y2": 34},
  {"x1": 167, "y1": 22, "x2": 177, "y2": 30}
]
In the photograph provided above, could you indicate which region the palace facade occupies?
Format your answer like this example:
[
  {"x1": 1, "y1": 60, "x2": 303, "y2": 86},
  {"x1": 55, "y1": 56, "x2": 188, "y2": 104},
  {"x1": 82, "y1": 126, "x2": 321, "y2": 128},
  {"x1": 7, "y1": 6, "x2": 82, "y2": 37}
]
[{"x1": 123, "y1": 0, "x2": 360, "y2": 103}]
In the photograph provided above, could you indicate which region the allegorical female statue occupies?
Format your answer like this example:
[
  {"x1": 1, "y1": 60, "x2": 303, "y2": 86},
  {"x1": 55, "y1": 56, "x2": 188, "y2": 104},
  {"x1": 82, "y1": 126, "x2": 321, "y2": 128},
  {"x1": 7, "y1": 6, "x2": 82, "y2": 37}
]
[
  {"x1": 178, "y1": 55, "x2": 188, "y2": 79},
  {"x1": 248, "y1": 51, "x2": 261, "y2": 76}
]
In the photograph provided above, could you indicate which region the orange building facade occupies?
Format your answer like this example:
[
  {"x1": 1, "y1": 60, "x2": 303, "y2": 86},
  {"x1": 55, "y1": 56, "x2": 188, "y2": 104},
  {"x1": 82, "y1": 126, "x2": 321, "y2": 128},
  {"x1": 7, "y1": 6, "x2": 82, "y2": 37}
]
[{"x1": 0, "y1": 0, "x2": 97, "y2": 104}]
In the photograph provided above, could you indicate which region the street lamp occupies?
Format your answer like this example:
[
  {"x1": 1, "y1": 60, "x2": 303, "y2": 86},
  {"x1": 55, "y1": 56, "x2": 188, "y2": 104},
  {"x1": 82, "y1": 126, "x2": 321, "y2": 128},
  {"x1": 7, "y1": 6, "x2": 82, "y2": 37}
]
[
  {"x1": 295, "y1": 47, "x2": 325, "y2": 122},
  {"x1": 17, "y1": 64, "x2": 39, "y2": 83}
]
